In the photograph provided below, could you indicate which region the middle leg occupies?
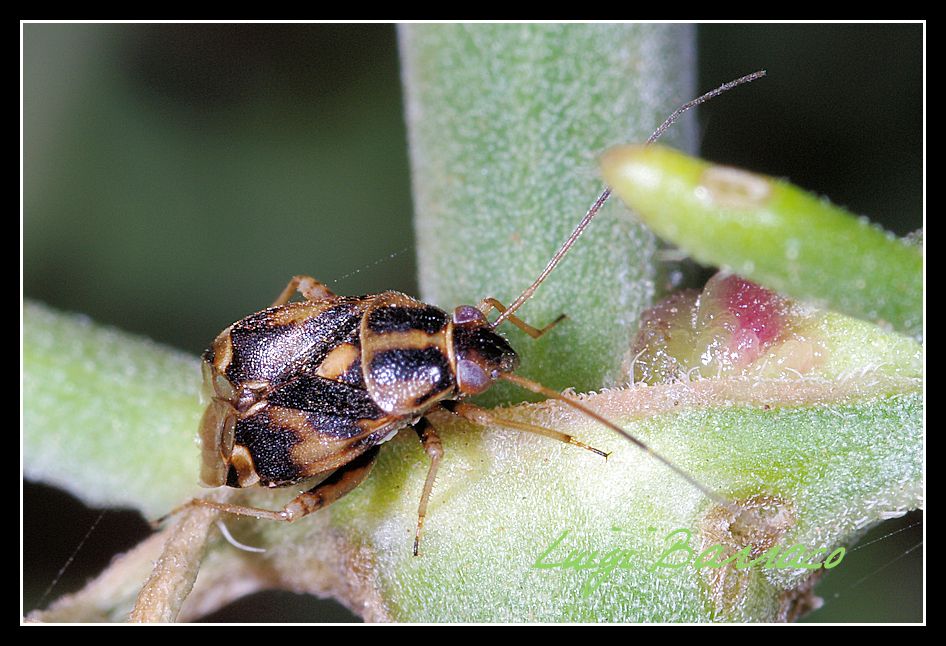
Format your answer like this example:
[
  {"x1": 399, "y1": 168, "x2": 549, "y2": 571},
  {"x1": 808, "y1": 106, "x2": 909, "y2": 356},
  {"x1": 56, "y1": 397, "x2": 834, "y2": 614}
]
[
  {"x1": 413, "y1": 417, "x2": 444, "y2": 557},
  {"x1": 271, "y1": 275, "x2": 337, "y2": 307}
]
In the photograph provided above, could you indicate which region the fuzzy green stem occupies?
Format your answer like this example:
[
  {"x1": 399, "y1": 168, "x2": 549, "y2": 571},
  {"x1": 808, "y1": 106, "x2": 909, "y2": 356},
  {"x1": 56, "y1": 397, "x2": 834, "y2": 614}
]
[
  {"x1": 399, "y1": 24, "x2": 696, "y2": 402},
  {"x1": 24, "y1": 300, "x2": 922, "y2": 622}
]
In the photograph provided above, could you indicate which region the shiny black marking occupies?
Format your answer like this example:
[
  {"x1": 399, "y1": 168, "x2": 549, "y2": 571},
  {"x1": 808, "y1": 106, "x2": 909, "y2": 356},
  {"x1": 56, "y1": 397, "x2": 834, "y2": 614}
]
[
  {"x1": 337, "y1": 355, "x2": 366, "y2": 388},
  {"x1": 268, "y1": 374, "x2": 385, "y2": 432},
  {"x1": 367, "y1": 305, "x2": 448, "y2": 336},
  {"x1": 233, "y1": 412, "x2": 305, "y2": 486},
  {"x1": 452, "y1": 325, "x2": 520, "y2": 374},
  {"x1": 368, "y1": 347, "x2": 455, "y2": 395},
  {"x1": 224, "y1": 300, "x2": 362, "y2": 386}
]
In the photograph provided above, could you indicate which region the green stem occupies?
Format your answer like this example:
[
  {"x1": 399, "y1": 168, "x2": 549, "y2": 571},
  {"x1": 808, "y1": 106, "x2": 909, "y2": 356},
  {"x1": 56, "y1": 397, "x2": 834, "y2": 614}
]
[
  {"x1": 23, "y1": 296, "x2": 922, "y2": 622},
  {"x1": 399, "y1": 24, "x2": 696, "y2": 402}
]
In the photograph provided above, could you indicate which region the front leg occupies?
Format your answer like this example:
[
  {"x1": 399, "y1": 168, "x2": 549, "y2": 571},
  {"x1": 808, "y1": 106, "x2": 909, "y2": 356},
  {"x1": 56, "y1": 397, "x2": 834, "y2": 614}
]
[{"x1": 477, "y1": 297, "x2": 565, "y2": 339}]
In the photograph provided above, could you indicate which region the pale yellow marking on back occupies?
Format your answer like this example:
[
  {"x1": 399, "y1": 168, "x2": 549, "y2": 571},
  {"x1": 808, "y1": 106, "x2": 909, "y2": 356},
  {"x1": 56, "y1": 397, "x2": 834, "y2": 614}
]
[
  {"x1": 317, "y1": 343, "x2": 361, "y2": 380},
  {"x1": 230, "y1": 444, "x2": 260, "y2": 487}
]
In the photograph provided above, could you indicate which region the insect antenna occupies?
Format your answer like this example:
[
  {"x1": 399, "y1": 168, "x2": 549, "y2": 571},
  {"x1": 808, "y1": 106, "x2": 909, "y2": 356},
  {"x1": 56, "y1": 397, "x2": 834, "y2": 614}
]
[
  {"x1": 501, "y1": 373, "x2": 778, "y2": 532},
  {"x1": 493, "y1": 71, "x2": 770, "y2": 524},
  {"x1": 500, "y1": 373, "x2": 730, "y2": 508},
  {"x1": 490, "y1": 70, "x2": 767, "y2": 330}
]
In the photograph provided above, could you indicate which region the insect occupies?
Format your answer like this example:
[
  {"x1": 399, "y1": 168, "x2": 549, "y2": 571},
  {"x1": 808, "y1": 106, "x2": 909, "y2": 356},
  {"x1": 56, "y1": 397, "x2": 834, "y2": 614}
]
[{"x1": 176, "y1": 71, "x2": 766, "y2": 556}]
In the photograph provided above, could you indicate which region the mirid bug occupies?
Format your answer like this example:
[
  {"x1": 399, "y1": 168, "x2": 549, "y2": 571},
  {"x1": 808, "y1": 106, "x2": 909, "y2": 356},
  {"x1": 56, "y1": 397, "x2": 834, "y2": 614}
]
[{"x1": 176, "y1": 71, "x2": 766, "y2": 556}]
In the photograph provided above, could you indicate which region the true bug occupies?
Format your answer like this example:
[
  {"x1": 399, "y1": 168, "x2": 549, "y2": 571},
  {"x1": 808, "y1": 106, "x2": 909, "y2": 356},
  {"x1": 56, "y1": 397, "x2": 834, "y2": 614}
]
[{"x1": 177, "y1": 71, "x2": 766, "y2": 556}]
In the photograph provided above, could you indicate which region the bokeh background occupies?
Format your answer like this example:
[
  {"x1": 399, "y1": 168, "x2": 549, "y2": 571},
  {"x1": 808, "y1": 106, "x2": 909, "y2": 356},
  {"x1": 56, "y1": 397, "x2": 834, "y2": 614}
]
[{"x1": 23, "y1": 23, "x2": 923, "y2": 623}]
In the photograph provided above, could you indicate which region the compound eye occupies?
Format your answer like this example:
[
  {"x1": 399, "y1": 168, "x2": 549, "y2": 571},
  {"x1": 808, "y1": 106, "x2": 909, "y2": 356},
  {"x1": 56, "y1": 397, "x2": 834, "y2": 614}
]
[
  {"x1": 456, "y1": 358, "x2": 491, "y2": 395},
  {"x1": 453, "y1": 305, "x2": 487, "y2": 325}
]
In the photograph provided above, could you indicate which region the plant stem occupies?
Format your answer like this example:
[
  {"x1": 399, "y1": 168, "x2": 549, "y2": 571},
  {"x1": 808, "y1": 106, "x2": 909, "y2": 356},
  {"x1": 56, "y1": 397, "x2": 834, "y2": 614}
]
[{"x1": 399, "y1": 24, "x2": 696, "y2": 401}]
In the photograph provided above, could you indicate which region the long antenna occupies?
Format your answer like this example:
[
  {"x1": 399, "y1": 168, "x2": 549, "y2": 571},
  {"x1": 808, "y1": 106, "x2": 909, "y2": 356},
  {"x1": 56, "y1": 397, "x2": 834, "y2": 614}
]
[
  {"x1": 500, "y1": 373, "x2": 731, "y2": 507},
  {"x1": 490, "y1": 70, "x2": 767, "y2": 329}
]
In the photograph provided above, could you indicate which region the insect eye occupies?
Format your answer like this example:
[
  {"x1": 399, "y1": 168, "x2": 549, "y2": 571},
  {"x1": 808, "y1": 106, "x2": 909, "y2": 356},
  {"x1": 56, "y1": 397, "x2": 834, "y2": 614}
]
[
  {"x1": 456, "y1": 358, "x2": 491, "y2": 395},
  {"x1": 453, "y1": 305, "x2": 486, "y2": 325}
]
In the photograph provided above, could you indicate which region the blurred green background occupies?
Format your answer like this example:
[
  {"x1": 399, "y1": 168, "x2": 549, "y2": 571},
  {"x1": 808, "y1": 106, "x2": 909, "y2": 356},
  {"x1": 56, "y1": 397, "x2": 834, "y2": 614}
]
[{"x1": 23, "y1": 23, "x2": 922, "y2": 622}]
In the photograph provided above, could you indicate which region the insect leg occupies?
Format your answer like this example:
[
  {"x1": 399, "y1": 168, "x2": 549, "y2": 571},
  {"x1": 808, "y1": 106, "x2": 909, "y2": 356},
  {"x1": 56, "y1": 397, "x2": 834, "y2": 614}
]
[
  {"x1": 279, "y1": 445, "x2": 382, "y2": 519},
  {"x1": 413, "y1": 417, "x2": 444, "y2": 557},
  {"x1": 271, "y1": 274, "x2": 337, "y2": 307},
  {"x1": 450, "y1": 401, "x2": 610, "y2": 459},
  {"x1": 477, "y1": 297, "x2": 566, "y2": 339},
  {"x1": 167, "y1": 446, "x2": 381, "y2": 523}
]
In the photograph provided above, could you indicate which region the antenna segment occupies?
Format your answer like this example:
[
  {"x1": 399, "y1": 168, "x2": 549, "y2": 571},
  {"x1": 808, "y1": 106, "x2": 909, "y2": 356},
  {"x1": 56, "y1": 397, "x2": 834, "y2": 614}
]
[{"x1": 490, "y1": 70, "x2": 767, "y2": 329}]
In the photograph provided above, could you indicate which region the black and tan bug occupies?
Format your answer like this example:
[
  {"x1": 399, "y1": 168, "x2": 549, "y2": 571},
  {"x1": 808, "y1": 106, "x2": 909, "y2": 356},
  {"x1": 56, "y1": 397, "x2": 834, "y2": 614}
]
[
  {"x1": 180, "y1": 72, "x2": 766, "y2": 556},
  {"x1": 194, "y1": 277, "x2": 609, "y2": 553}
]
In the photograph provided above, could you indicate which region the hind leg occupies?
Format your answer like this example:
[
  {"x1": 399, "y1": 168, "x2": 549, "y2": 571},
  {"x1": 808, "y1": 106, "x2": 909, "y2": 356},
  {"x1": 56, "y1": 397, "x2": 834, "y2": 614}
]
[{"x1": 162, "y1": 446, "x2": 380, "y2": 524}]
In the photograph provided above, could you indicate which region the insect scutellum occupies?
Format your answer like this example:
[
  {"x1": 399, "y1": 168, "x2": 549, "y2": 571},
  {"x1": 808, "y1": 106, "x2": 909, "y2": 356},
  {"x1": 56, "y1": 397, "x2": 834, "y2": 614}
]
[{"x1": 172, "y1": 71, "x2": 767, "y2": 556}]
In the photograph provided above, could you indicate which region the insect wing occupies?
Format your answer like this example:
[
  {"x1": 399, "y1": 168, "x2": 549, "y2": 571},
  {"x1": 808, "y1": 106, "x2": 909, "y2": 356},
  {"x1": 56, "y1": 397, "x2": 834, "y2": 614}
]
[
  {"x1": 231, "y1": 373, "x2": 401, "y2": 487},
  {"x1": 214, "y1": 298, "x2": 368, "y2": 389}
]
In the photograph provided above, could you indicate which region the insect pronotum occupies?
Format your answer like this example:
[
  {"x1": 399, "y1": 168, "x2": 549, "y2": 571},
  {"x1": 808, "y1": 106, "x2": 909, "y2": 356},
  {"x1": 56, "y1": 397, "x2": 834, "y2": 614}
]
[{"x1": 170, "y1": 71, "x2": 767, "y2": 556}]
